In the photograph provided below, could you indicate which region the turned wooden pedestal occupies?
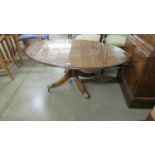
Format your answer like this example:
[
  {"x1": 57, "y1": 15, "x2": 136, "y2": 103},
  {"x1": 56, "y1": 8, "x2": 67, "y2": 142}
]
[{"x1": 47, "y1": 70, "x2": 95, "y2": 98}]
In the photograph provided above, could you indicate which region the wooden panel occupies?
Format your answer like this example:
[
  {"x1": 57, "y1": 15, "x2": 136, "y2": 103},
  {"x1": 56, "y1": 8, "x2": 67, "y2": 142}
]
[
  {"x1": 119, "y1": 34, "x2": 155, "y2": 108},
  {"x1": 119, "y1": 67, "x2": 155, "y2": 108},
  {"x1": 137, "y1": 34, "x2": 155, "y2": 47},
  {"x1": 124, "y1": 37, "x2": 145, "y2": 95},
  {"x1": 135, "y1": 53, "x2": 155, "y2": 97}
]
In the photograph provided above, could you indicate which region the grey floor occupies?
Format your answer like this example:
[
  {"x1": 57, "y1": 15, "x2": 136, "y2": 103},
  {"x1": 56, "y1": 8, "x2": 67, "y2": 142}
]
[{"x1": 0, "y1": 35, "x2": 149, "y2": 121}]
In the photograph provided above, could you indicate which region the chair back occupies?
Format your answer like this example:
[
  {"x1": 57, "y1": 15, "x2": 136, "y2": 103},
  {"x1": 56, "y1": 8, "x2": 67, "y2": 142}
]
[
  {"x1": 0, "y1": 35, "x2": 15, "y2": 66},
  {"x1": 5, "y1": 34, "x2": 22, "y2": 64},
  {"x1": 0, "y1": 35, "x2": 14, "y2": 80},
  {"x1": 38, "y1": 34, "x2": 42, "y2": 41}
]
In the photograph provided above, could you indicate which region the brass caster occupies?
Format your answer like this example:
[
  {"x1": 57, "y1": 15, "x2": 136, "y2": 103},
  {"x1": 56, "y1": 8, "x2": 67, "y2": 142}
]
[
  {"x1": 83, "y1": 92, "x2": 89, "y2": 98},
  {"x1": 47, "y1": 85, "x2": 53, "y2": 92}
]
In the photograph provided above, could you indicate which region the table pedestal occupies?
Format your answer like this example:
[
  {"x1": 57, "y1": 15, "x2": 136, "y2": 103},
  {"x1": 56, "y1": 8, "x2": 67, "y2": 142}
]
[{"x1": 47, "y1": 70, "x2": 95, "y2": 98}]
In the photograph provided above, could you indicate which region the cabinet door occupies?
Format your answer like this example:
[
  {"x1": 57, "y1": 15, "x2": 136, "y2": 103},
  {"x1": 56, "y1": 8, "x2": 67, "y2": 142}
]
[
  {"x1": 124, "y1": 38, "x2": 145, "y2": 95},
  {"x1": 134, "y1": 56, "x2": 155, "y2": 97}
]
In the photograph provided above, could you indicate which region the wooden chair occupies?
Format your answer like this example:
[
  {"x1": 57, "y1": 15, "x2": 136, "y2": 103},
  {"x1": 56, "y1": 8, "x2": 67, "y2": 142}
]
[
  {"x1": 75, "y1": 34, "x2": 101, "y2": 42},
  {"x1": 5, "y1": 34, "x2": 23, "y2": 64},
  {"x1": 68, "y1": 34, "x2": 72, "y2": 39},
  {"x1": 18, "y1": 34, "x2": 49, "y2": 47},
  {"x1": 105, "y1": 34, "x2": 128, "y2": 47},
  {"x1": 0, "y1": 35, "x2": 14, "y2": 80},
  {"x1": 75, "y1": 34, "x2": 107, "y2": 42}
]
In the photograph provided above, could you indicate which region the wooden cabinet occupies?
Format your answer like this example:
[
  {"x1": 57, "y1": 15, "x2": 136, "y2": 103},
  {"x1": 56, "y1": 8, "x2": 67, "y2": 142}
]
[{"x1": 119, "y1": 34, "x2": 155, "y2": 108}]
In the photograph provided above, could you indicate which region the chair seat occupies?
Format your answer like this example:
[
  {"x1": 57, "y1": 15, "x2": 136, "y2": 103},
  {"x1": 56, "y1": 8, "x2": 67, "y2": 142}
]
[
  {"x1": 105, "y1": 35, "x2": 127, "y2": 47},
  {"x1": 75, "y1": 34, "x2": 100, "y2": 42},
  {"x1": 19, "y1": 34, "x2": 49, "y2": 40}
]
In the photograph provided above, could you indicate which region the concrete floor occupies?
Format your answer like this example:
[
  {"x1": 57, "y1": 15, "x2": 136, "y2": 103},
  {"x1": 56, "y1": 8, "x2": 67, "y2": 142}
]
[{"x1": 0, "y1": 35, "x2": 149, "y2": 121}]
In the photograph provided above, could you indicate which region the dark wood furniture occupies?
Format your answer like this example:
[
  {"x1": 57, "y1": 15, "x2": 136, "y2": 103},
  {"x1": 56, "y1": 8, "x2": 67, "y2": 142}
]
[
  {"x1": 146, "y1": 106, "x2": 155, "y2": 121},
  {"x1": 18, "y1": 34, "x2": 49, "y2": 47},
  {"x1": 0, "y1": 34, "x2": 23, "y2": 80},
  {"x1": 26, "y1": 39, "x2": 129, "y2": 98},
  {"x1": 119, "y1": 34, "x2": 155, "y2": 108}
]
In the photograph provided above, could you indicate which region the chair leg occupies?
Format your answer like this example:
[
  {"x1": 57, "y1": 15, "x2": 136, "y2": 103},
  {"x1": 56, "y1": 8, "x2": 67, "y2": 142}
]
[
  {"x1": 101, "y1": 69, "x2": 104, "y2": 75},
  {"x1": 47, "y1": 35, "x2": 50, "y2": 40},
  {"x1": 14, "y1": 35, "x2": 23, "y2": 64},
  {"x1": 38, "y1": 35, "x2": 42, "y2": 42},
  {"x1": 68, "y1": 34, "x2": 72, "y2": 39},
  {"x1": 0, "y1": 57, "x2": 14, "y2": 80},
  {"x1": 17, "y1": 49, "x2": 23, "y2": 65},
  {"x1": 23, "y1": 40, "x2": 30, "y2": 47}
]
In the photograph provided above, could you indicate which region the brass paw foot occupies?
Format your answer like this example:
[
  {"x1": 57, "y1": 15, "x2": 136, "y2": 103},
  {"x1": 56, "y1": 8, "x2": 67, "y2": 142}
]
[{"x1": 83, "y1": 92, "x2": 89, "y2": 98}]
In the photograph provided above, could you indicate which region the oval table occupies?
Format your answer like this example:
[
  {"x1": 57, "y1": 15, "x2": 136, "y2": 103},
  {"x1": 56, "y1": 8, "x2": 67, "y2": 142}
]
[{"x1": 26, "y1": 39, "x2": 130, "y2": 98}]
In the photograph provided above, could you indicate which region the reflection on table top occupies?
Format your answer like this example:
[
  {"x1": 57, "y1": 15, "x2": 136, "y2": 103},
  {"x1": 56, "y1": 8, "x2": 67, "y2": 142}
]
[{"x1": 26, "y1": 39, "x2": 130, "y2": 70}]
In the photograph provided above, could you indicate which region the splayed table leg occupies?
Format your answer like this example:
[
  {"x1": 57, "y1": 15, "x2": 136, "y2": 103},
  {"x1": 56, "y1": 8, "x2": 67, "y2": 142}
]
[{"x1": 48, "y1": 69, "x2": 89, "y2": 98}]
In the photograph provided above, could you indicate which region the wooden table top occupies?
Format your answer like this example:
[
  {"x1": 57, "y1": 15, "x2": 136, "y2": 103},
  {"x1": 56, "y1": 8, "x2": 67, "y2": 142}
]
[{"x1": 26, "y1": 40, "x2": 130, "y2": 70}]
